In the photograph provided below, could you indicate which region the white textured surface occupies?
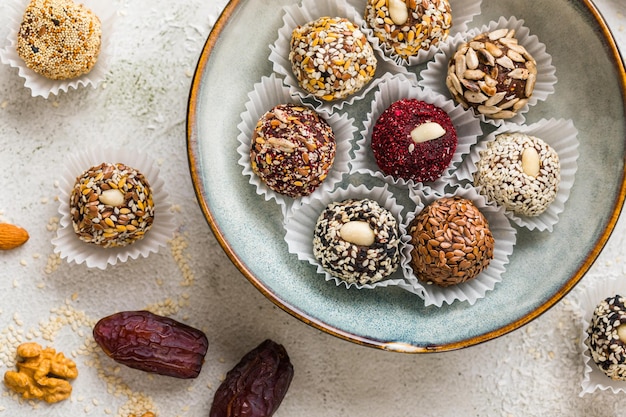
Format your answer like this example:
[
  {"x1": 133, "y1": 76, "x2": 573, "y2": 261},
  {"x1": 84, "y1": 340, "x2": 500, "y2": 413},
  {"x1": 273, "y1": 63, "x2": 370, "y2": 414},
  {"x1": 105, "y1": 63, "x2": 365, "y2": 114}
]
[{"x1": 0, "y1": 0, "x2": 624, "y2": 416}]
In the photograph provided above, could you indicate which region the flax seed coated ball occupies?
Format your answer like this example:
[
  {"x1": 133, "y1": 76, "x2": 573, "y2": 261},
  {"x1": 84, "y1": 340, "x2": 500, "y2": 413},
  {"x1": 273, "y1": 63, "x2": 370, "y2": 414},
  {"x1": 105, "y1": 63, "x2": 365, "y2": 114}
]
[
  {"x1": 17, "y1": 0, "x2": 102, "y2": 80},
  {"x1": 70, "y1": 163, "x2": 155, "y2": 248},
  {"x1": 289, "y1": 16, "x2": 377, "y2": 101},
  {"x1": 364, "y1": 0, "x2": 452, "y2": 60},
  {"x1": 408, "y1": 197, "x2": 494, "y2": 287},
  {"x1": 586, "y1": 295, "x2": 626, "y2": 381},
  {"x1": 370, "y1": 98, "x2": 457, "y2": 183},
  {"x1": 250, "y1": 104, "x2": 336, "y2": 198}
]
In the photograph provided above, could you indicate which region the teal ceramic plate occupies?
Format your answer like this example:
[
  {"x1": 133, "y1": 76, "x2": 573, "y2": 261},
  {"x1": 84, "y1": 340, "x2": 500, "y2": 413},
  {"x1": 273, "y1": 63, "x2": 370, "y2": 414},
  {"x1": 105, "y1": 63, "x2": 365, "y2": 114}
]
[{"x1": 187, "y1": 0, "x2": 626, "y2": 352}]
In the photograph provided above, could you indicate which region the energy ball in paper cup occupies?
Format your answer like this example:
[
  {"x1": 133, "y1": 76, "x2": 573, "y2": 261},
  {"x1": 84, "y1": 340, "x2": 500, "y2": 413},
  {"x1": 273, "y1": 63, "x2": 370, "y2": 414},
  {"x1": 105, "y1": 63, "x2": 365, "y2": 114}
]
[
  {"x1": 269, "y1": 0, "x2": 410, "y2": 113},
  {"x1": 236, "y1": 74, "x2": 355, "y2": 219},
  {"x1": 399, "y1": 185, "x2": 516, "y2": 307},
  {"x1": 52, "y1": 148, "x2": 176, "y2": 270},
  {"x1": 351, "y1": 72, "x2": 482, "y2": 190},
  {"x1": 284, "y1": 183, "x2": 413, "y2": 290},
  {"x1": 572, "y1": 277, "x2": 626, "y2": 395},
  {"x1": 419, "y1": 15, "x2": 557, "y2": 127},
  {"x1": 455, "y1": 118, "x2": 579, "y2": 232},
  {"x1": 0, "y1": 0, "x2": 116, "y2": 98},
  {"x1": 360, "y1": 0, "x2": 482, "y2": 66}
]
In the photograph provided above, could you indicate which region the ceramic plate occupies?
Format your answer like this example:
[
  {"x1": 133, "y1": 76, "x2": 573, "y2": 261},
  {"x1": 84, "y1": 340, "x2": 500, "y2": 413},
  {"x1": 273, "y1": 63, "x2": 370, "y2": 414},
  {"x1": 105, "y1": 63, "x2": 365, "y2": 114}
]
[{"x1": 187, "y1": 0, "x2": 626, "y2": 352}]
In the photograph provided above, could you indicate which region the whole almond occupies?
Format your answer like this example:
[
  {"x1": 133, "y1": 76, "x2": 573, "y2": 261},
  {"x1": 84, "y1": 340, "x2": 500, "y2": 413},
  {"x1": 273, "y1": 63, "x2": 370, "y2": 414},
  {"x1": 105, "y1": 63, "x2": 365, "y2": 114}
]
[{"x1": 0, "y1": 223, "x2": 30, "y2": 250}]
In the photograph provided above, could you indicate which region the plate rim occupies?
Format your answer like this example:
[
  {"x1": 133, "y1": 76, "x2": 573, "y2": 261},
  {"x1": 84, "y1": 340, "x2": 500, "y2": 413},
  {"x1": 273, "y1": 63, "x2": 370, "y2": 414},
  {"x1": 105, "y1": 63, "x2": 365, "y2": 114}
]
[{"x1": 186, "y1": 0, "x2": 626, "y2": 353}]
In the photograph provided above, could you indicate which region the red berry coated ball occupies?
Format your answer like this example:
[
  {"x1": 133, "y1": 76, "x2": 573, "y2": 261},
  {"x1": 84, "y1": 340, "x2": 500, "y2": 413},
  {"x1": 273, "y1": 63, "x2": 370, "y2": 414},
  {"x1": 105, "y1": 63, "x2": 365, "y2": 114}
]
[{"x1": 370, "y1": 98, "x2": 457, "y2": 183}]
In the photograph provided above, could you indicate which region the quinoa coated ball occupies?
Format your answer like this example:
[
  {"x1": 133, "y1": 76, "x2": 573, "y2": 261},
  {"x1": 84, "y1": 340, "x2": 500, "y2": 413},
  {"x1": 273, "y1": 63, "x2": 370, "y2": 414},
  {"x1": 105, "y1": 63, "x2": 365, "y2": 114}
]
[
  {"x1": 313, "y1": 199, "x2": 400, "y2": 285},
  {"x1": 17, "y1": 0, "x2": 102, "y2": 80},
  {"x1": 289, "y1": 16, "x2": 377, "y2": 101},
  {"x1": 250, "y1": 104, "x2": 336, "y2": 198},
  {"x1": 70, "y1": 163, "x2": 155, "y2": 248}
]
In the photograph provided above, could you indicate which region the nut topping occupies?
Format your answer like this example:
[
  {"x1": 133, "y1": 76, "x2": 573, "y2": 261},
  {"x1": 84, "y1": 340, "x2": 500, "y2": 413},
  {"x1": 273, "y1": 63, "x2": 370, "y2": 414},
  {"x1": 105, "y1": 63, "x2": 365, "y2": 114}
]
[
  {"x1": 410, "y1": 122, "x2": 446, "y2": 144},
  {"x1": 99, "y1": 189, "x2": 125, "y2": 206},
  {"x1": 339, "y1": 221, "x2": 376, "y2": 246},
  {"x1": 521, "y1": 147, "x2": 540, "y2": 177},
  {"x1": 388, "y1": 0, "x2": 409, "y2": 25}
]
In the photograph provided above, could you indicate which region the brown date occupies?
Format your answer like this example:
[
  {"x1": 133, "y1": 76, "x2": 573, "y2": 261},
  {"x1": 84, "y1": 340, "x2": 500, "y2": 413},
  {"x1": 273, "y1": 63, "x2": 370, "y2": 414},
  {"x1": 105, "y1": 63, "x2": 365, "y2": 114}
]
[
  {"x1": 93, "y1": 310, "x2": 208, "y2": 379},
  {"x1": 209, "y1": 339, "x2": 294, "y2": 417}
]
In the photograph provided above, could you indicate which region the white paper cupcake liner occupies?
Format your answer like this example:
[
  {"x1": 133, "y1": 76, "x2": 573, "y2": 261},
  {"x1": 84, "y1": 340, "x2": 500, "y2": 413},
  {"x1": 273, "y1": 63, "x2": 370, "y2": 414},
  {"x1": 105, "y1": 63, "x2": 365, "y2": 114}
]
[
  {"x1": 454, "y1": 118, "x2": 579, "y2": 232},
  {"x1": 52, "y1": 147, "x2": 176, "y2": 270},
  {"x1": 284, "y1": 183, "x2": 415, "y2": 290},
  {"x1": 0, "y1": 0, "x2": 116, "y2": 98},
  {"x1": 268, "y1": 0, "x2": 412, "y2": 114},
  {"x1": 236, "y1": 73, "x2": 356, "y2": 219},
  {"x1": 351, "y1": 72, "x2": 482, "y2": 191},
  {"x1": 571, "y1": 277, "x2": 626, "y2": 396},
  {"x1": 348, "y1": 0, "x2": 482, "y2": 67},
  {"x1": 419, "y1": 15, "x2": 557, "y2": 127},
  {"x1": 398, "y1": 185, "x2": 516, "y2": 306}
]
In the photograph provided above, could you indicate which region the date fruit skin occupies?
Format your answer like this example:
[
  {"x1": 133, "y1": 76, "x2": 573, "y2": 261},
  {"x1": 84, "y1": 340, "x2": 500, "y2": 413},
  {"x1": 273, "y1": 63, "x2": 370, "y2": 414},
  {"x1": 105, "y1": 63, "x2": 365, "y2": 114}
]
[
  {"x1": 93, "y1": 310, "x2": 208, "y2": 379},
  {"x1": 209, "y1": 339, "x2": 294, "y2": 417}
]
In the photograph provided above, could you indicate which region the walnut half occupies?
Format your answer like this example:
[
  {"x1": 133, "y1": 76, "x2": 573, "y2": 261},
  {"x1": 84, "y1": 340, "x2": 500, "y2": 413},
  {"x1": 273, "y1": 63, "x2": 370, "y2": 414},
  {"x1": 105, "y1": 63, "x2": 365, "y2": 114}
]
[{"x1": 3, "y1": 342, "x2": 78, "y2": 403}]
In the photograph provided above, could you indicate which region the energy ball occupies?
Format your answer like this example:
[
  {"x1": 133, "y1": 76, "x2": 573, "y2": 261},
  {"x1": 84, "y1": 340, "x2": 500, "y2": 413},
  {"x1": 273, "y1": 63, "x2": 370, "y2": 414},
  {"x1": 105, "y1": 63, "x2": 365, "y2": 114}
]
[
  {"x1": 289, "y1": 16, "x2": 377, "y2": 101},
  {"x1": 250, "y1": 104, "x2": 336, "y2": 198},
  {"x1": 17, "y1": 0, "x2": 102, "y2": 80},
  {"x1": 70, "y1": 163, "x2": 155, "y2": 248},
  {"x1": 408, "y1": 197, "x2": 494, "y2": 287},
  {"x1": 473, "y1": 132, "x2": 560, "y2": 217},
  {"x1": 364, "y1": 0, "x2": 452, "y2": 60},
  {"x1": 586, "y1": 295, "x2": 626, "y2": 381},
  {"x1": 313, "y1": 199, "x2": 400, "y2": 285},
  {"x1": 446, "y1": 28, "x2": 537, "y2": 119},
  {"x1": 370, "y1": 98, "x2": 457, "y2": 183}
]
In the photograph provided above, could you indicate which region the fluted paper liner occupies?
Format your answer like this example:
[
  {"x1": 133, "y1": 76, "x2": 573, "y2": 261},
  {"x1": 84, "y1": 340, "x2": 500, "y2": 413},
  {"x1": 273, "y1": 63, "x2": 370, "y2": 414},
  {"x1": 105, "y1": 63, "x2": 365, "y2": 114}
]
[
  {"x1": 347, "y1": 0, "x2": 482, "y2": 66},
  {"x1": 284, "y1": 183, "x2": 415, "y2": 290},
  {"x1": 398, "y1": 185, "x2": 516, "y2": 306},
  {"x1": 571, "y1": 277, "x2": 626, "y2": 396},
  {"x1": 351, "y1": 72, "x2": 482, "y2": 191},
  {"x1": 419, "y1": 15, "x2": 557, "y2": 127},
  {"x1": 454, "y1": 118, "x2": 579, "y2": 232},
  {"x1": 237, "y1": 74, "x2": 355, "y2": 220},
  {"x1": 52, "y1": 148, "x2": 176, "y2": 270},
  {"x1": 0, "y1": 0, "x2": 117, "y2": 99},
  {"x1": 269, "y1": 0, "x2": 412, "y2": 113}
]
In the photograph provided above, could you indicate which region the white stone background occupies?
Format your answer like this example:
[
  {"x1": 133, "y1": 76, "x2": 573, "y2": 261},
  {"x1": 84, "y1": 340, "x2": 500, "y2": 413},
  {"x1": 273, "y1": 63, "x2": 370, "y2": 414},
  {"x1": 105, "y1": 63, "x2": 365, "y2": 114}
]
[{"x1": 0, "y1": 0, "x2": 625, "y2": 416}]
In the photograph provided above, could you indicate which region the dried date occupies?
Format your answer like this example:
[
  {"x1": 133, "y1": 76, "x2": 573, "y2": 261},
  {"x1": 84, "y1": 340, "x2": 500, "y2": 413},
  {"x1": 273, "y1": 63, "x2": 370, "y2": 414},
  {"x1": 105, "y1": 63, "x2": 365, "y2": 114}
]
[
  {"x1": 209, "y1": 339, "x2": 294, "y2": 417},
  {"x1": 93, "y1": 310, "x2": 208, "y2": 379}
]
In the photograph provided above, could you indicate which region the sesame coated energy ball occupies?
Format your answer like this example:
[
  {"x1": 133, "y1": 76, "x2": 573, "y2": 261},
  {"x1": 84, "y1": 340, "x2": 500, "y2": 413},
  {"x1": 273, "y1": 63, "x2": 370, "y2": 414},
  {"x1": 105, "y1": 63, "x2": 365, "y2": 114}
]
[
  {"x1": 364, "y1": 0, "x2": 452, "y2": 60},
  {"x1": 313, "y1": 199, "x2": 400, "y2": 285},
  {"x1": 408, "y1": 197, "x2": 494, "y2": 287},
  {"x1": 250, "y1": 104, "x2": 336, "y2": 198},
  {"x1": 70, "y1": 163, "x2": 155, "y2": 248},
  {"x1": 17, "y1": 0, "x2": 102, "y2": 80},
  {"x1": 289, "y1": 16, "x2": 377, "y2": 101},
  {"x1": 473, "y1": 132, "x2": 560, "y2": 217},
  {"x1": 586, "y1": 295, "x2": 626, "y2": 381}
]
